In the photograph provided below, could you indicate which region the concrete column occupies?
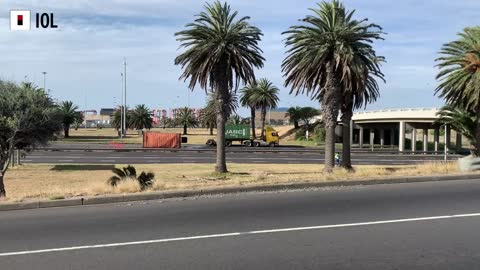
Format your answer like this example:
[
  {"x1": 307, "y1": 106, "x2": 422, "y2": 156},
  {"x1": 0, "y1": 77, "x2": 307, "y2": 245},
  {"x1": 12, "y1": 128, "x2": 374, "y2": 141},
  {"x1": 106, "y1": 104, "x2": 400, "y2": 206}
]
[
  {"x1": 456, "y1": 132, "x2": 462, "y2": 152},
  {"x1": 390, "y1": 129, "x2": 395, "y2": 148},
  {"x1": 434, "y1": 128, "x2": 440, "y2": 152},
  {"x1": 349, "y1": 120, "x2": 354, "y2": 148},
  {"x1": 399, "y1": 121, "x2": 406, "y2": 152},
  {"x1": 380, "y1": 129, "x2": 385, "y2": 148},
  {"x1": 359, "y1": 127, "x2": 364, "y2": 148},
  {"x1": 370, "y1": 129, "x2": 375, "y2": 147},
  {"x1": 411, "y1": 128, "x2": 417, "y2": 152},
  {"x1": 423, "y1": 128, "x2": 428, "y2": 152},
  {"x1": 446, "y1": 125, "x2": 451, "y2": 150}
]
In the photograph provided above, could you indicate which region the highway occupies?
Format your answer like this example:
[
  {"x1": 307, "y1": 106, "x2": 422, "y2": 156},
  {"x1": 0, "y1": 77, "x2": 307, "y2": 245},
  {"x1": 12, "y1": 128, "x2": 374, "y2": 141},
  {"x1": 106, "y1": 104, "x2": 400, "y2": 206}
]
[
  {"x1": 1, "y1": 179, "x2": 480, "y2": 269},
  {"x1": 22, "y1": 149, "x2": 462, "y2": 165}
]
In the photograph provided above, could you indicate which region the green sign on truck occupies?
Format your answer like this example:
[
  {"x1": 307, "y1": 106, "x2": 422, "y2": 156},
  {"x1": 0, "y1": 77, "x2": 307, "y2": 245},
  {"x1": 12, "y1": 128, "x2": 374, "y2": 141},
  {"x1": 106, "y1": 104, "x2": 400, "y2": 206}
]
[{"x1": 225, "y1": 125, "x2": 250, "y2": 140}]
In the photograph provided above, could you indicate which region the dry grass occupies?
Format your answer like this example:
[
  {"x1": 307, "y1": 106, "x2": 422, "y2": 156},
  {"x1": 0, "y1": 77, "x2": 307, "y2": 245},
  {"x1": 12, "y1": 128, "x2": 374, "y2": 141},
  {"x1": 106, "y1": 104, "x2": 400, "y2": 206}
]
[{"x1": 0, "y1": 162, "x2": 463, "y2": 203}]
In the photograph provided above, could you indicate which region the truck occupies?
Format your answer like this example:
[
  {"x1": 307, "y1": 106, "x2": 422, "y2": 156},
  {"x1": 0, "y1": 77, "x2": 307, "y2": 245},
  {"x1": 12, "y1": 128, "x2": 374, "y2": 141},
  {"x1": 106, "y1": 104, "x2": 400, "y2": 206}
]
[{"x1": 206, "y1": 125, "x2": 280, "y2": 147}]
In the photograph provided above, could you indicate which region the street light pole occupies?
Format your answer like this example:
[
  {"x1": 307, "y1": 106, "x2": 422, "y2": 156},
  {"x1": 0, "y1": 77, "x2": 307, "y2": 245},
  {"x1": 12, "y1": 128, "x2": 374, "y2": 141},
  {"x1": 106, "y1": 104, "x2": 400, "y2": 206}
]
[
  {"x1": 444, "y1": 124, "x2": 448, "y2": 162},
  {"x1": 120, "y1": 73, "x2": 124, "y2": 138},
  {"x1": 42, "y1": 72, "x2": 47, "y2": 90},
  {"x1": 123, "y1": 58, "x2": 127, "y2": 137}
]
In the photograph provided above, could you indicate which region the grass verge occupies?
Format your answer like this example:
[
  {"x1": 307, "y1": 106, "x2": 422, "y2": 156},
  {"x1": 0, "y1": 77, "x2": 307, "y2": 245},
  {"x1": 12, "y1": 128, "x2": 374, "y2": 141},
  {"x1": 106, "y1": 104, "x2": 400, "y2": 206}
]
[{"x1": 0, "y1": 162, "x2": 462, "y2": 203}]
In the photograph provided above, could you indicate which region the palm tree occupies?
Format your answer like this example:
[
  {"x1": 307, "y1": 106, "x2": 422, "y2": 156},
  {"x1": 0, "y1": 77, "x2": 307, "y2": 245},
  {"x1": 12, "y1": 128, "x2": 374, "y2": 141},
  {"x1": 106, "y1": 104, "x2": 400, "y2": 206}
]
[
  {"x1": 282, "y1": 0, "x2": 384, "y2": 172},
  {"x1": 58, "y1": 101, "x2": 82, "y2": 138},
  {"x1": 129, "y1": 104, "x2": 153, "y2": 130},
  {"x1": 435, "y1": 27, "x2": 480, "y2": 157},
  {"x1": 175, "y1": 1, "x2": 264, "y2": 173},
  {"x1": 248, "y1": 78, "x2": 279, "y2": 139},
  {"x1": 175, "y1": 107, "x2": 199, "y2": 135},
  {"x1": 436, "y1": 105, "x2": 477, "y2": 155},
  {"x1": 341, "y1": 57, "x2": 384, "y2": 170},
  {"x1": 240, "y1": 84, "x2": 259, "y2": 138},
  {"x1": 108, "y1": 165, "x2": 155, "y2": 191},
  {"x1": 285, "y1": 106, "x2": 302, "y2": 129}
]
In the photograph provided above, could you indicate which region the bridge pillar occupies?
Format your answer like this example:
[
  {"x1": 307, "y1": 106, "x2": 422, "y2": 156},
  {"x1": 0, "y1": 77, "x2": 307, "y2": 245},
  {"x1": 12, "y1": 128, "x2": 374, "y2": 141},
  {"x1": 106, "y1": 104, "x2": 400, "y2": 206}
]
[
  {"x1": 456, "y1": 132, "x2": 462, "y2": 152},
  {"x1": 434, "y1": 128, "x2": 439, "y2": 152},
  {"x1": 370, "y1": 129, "x2": 375, "y2": 147},
  {"x1": 399, "y1": 121, "x2": 406, "y2": 152},
  {"x1": 423, "y1": 129, "x2": 428, "y2": 152},
  {"x1": 380, "y1": 129, "x2": 385, "y2": 148},
  {"x1": 359, "y1": 127, "x2": 364, "y2": 148},
  {"x1": 390, "y1": 129, "x2": 395, "y2": 148},
  {"x1": 411, "y1": 128, "x2": 417, "y2": 152},
  {"x1": 446, "y1": 125, "x2": 451, "y2": 150},
  {"x1": 350, "y1": 120, "x2": 353, "y2": 148}
]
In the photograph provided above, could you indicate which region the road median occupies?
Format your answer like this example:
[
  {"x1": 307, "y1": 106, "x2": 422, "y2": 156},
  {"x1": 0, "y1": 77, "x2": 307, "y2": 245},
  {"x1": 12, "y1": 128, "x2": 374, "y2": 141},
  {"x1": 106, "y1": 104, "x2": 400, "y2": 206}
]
[{"x1": 1, "y1": 172, "x2": 479, "y2": 211}]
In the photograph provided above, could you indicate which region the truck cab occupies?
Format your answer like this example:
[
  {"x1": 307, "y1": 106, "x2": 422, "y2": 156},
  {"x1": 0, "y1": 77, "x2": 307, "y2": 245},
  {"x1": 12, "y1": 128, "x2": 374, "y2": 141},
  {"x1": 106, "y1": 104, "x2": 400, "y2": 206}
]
[{"x1": 263, "y1": 126, "x2": 280, "y2": 147}]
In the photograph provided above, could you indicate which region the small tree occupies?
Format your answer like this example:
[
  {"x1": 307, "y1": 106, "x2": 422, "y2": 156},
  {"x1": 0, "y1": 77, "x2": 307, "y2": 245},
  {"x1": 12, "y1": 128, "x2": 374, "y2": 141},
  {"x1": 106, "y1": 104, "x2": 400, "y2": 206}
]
[
  {"x1": 58, "y1": 101, "x2": 82, "y2": 138},
  {"x1": 298, "y1": 107, "x2": 320, "y2": 130},
  {"x1": 175, "y1": 107, "x2": 199, "y2": 135},
  {"x1": 108, "y1": 165, "x2": 155, "y2": 191},
  {"x1": 129, "y1": 104, "x2": 153, "y2": 130},
  {"x1": 0, "y1": 81, "x2": 62, "y2": 197},
  {"x1": 285, "y1": 106, "x2": 302, "y2": 129},
  {"x1": 111, "y1": 106, "x2": 130, "y2": 132}
]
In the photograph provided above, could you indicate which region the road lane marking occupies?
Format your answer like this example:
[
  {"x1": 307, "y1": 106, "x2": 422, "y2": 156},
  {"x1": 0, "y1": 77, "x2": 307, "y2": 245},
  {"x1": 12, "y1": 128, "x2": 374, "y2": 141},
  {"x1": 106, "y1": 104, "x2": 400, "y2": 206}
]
[{"x1": 1, "y1": 212, "x2": 480, "y2": 257}]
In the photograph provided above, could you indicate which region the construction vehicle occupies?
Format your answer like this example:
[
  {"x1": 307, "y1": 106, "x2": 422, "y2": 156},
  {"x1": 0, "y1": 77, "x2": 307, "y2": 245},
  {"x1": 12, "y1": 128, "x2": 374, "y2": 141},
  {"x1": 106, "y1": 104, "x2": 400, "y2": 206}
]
[{"x1": 205, "y1": 125, "x2": 279, "y2": 147}]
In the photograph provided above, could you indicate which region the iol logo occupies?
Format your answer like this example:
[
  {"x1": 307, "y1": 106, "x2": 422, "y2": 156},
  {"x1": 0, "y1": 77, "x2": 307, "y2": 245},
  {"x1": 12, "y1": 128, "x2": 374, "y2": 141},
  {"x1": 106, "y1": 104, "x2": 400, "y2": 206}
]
[{"x1": 10, "y1": 10, "x2": 58, "y2": 31}]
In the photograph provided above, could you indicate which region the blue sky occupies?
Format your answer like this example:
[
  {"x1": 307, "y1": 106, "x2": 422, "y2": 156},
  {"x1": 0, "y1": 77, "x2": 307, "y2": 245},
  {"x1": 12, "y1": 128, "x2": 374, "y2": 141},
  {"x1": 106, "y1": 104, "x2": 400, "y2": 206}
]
[{"x1": 1, "y1": 0, "x2": 479, "y2": 116}]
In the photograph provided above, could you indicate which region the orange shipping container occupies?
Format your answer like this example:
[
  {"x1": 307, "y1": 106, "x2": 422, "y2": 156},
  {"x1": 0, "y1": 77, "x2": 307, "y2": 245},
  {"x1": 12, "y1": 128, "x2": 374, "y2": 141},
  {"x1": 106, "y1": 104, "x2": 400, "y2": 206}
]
[{"x1": 143, "y1": 132, "x2": 181, "y2": 148}]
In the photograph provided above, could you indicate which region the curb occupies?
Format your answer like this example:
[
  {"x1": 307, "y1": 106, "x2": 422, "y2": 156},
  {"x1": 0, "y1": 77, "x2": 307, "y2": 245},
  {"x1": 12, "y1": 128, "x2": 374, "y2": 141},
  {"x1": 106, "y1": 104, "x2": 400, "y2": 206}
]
[{"x1": 1, "y1": 173, "x2": 479, "y2": 212}]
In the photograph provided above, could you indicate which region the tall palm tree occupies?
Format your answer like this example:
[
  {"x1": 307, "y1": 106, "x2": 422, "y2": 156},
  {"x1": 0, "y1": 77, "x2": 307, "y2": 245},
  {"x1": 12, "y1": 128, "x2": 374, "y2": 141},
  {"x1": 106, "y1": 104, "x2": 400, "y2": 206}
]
[
  {"x1": 248, "y1": 78, "x2": 279, "y2": 139},
  {"x1": 58, "y1": 101, "x2": 82, "y2": 138},
  {"x1": 285, "y1": 106, "x2": 302, "y2": 129},
  {"x1": 175, "y1": 107, "x2": 199, "y2": 135},
  {"x1": 129, "y1": 104, "x2": 153, "y2": 130},
  {"x1": 282, "y1": 0, "x2": 384, "y2": 172},
  {"x1": 435, "y1": 27, "x2": 480, "y2": 157},
  {"x1": 436, "y1": 105, "x2": 476, "y2": 155},
  {"x1": 175, "y1": 1, "x2": 264, "y2": 173},
  {"x1": 341, "y1": 57, "x2": 384, "y2": 170},
  {"x1": 240, "y1": 84, "x2": 259, "y2": 138}
]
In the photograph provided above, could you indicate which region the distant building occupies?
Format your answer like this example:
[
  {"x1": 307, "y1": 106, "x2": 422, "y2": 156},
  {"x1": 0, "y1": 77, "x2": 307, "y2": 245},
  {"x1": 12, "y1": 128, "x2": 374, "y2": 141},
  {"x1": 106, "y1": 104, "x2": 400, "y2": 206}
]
[{"x1": 84, "y1": 108, "x2": 114, "y2": 127}]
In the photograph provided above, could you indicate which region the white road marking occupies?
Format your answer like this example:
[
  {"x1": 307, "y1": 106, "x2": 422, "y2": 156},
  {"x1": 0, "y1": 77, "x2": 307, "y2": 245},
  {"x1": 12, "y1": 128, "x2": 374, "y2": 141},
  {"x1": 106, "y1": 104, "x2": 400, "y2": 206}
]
[{"x1": 1, "y1": 212, "x2": 480, "y2": 257}]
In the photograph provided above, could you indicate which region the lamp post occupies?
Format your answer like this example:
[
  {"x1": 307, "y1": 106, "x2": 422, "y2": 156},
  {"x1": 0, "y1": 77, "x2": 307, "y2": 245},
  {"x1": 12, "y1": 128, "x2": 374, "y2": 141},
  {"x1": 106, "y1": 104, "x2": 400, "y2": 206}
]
[
  {"x1": 42, "y1": 71, "x2": 47, "y2": 90},
  {"x1": 123, "y1": 58, "x2": 127, "y2": 137},
  {"x1": 120, "y1": 73, "x2": 124, "y2": 138}
]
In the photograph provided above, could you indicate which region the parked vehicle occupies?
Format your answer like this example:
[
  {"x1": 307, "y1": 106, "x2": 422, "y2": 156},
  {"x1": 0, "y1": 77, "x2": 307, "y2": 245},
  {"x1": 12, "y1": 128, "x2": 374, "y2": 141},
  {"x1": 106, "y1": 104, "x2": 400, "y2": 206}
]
[{"x1": 206, "y1": 125, "x2": 279, "y2": 147}]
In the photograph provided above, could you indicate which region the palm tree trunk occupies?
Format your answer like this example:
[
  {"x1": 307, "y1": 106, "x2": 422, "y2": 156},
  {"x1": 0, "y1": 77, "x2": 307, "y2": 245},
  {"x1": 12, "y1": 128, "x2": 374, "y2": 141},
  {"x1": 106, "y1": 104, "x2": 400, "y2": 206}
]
[
  {"x1": 474, "y1": 105, "x2": 480, "y2": 157},
  {"x1": 294, "y1": 120, "x2": 299, "y2": 129},
  {"x1": 341, "y1": 98, "x2": 354, "y2": 171},
  {"x1": 64, "y1": 124, "x2": 70, "y2": 138},
  {"x1": 215, "y1": 61, "x2": 228, "y2": 173},
  {"x1": 260, "y1": 107, "x2": 266, "y2": 140},
  {"x1": 183, "y1": 124, "x2": 187, "y2": 135},
  {"x1": 209, "y1": 126, "x2": 213, "y2": 136},
  {"x1": 0, "y1": 172, "x2": 5, "y2": 197},
  {"x1": 322, "y1": 61, "x2": 341, "y2": 173},
  {"x1": 250, "y1": 106, "x2": 256, "y2": 139}
]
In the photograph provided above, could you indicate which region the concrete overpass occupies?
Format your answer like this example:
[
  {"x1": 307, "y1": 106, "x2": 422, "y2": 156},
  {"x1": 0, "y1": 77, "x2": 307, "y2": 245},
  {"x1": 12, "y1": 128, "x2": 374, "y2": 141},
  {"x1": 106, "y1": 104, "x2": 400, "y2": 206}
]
[{"x1": 314, "y1": 108, "x2": 463, "y2": 153}]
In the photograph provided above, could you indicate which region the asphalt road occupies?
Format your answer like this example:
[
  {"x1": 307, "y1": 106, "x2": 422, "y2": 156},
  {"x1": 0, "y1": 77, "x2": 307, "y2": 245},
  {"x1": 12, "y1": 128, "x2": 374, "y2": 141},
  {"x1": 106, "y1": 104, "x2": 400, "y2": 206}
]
[
  {"x1": 22, "y1": 150, "x2": 462, "y2": 165},
  {"x1": 2, "y1": 179, "x2": 480, "y2": 269}
]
